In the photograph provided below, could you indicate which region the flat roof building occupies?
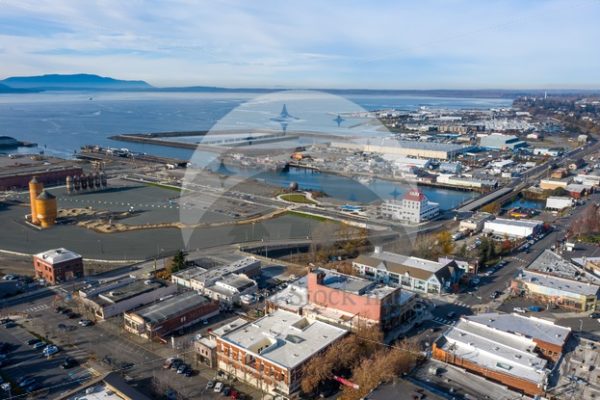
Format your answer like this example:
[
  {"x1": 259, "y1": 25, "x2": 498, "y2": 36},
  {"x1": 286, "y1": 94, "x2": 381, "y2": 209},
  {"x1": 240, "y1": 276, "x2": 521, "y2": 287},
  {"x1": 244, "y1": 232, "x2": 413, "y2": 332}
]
[
  {"x1": 216, "y1": 309, "x2": 348, "y2": 397},
  {"x1": 33, "y1": 248, "x2": 83, "y2": 285},
  {"x1": 78, "y1": 277, "x2": 177, "y2": 320},
  {"x1": 433, "y1": 313, "x2": 571, "y2": 396},
  {"x1": 124, "y1": 291, "x2": 219, "y2": 341},
  {"x1": 479, "y1": 133, "x2": 527, "y2": 150},
  {"x1": 483, "y1": 218, "x2": 544, "y2": 238},
  {"x1": 331, "y1": 138, "x2": 474, "y2": 160}
]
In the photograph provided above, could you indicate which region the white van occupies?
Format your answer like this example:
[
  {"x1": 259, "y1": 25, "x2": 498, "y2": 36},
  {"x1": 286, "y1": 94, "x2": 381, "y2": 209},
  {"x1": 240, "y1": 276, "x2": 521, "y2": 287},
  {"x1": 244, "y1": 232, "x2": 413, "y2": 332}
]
[{"x1": 213, "y1": 382, "x2": 223, "y2": 393}]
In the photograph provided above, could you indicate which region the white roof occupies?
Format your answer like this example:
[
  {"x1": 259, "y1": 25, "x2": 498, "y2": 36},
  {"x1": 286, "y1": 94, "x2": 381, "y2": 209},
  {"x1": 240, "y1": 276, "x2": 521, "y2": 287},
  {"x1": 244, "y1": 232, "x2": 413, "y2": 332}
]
[
  {"x1": 465, "y1": 312, "x2": 571, "y2": 347},
  {"x1": 221, "y1": 309, "x2": 347, "y2": 369},
  {"x1": 34, "y1": 248, "x2": 81, "y2": 264},
  {"x1": 267, "y1": 277, "x2": 308, "y2": 312},
  {"x1": 368, "y1": 251, "x2": 445, "y2": 273},
  {"x1": 485, "y1": 218, "x2": 543, "y2": 229},
  {"x1": 519, "y1": 269, "x2": 600, "y2": 297},
  {"x1": 441, "y1": 318, "x2": 549, "y2": 385},
  {"x1": 528, "y1": 250, "x2": 600, "y2": 284}
]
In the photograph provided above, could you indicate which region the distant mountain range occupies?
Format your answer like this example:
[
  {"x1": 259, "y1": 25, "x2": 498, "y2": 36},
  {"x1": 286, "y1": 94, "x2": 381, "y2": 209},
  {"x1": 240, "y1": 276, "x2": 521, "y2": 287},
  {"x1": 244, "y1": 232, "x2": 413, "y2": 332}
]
[
  {"x1": 0, "y1": 73, "x2": 598, "y2": 98},
  {"x1": 0, "y1": 74, "x2": 152, "y2": 91}
]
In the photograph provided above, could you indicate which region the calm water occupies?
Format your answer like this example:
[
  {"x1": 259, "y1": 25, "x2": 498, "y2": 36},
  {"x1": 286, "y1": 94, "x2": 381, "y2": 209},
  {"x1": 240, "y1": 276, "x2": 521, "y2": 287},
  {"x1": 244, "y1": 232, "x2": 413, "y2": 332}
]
[{"x1": 0, "y1": 91, "x2": 506, "y2": 206}]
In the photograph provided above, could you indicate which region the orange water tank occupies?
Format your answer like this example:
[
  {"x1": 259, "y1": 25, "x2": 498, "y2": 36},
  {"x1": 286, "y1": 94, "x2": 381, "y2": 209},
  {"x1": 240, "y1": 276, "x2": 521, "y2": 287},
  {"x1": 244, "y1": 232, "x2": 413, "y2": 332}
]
[
  {"x1": 35, "y1": 190, "x2": 57, "y2": 228},
  {"x1": 28, "y1": 176, "x2": 43, "y2": 224}
]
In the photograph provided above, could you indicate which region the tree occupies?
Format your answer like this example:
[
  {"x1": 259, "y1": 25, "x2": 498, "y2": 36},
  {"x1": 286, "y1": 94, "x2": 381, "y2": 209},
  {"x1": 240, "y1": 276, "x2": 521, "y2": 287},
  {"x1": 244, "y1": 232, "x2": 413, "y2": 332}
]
[
  {"x1": 172, "y1": 250, "x2": 186, "y2": 273},
  {"x1": 481, "y1": 201, "x2": 501, "y2": 214},
  {"x1": 435, "y1": 231, "x2": 454, "y2": 256}
]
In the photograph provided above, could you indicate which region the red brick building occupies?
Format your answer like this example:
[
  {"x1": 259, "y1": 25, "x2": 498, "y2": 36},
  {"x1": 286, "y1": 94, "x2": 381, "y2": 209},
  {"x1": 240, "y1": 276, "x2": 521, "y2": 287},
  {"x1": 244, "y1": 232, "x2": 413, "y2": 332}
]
[{"x1": 33, "y1": 248, "x2": 84, "y2": 285}]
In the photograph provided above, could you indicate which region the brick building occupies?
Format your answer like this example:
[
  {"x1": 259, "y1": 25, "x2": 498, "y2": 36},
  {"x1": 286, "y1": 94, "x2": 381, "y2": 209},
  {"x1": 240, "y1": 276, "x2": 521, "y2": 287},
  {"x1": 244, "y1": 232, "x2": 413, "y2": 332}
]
[
  {"x1": 33, "y1": 248, "x2": 83, "y2": 285},
  {"x1": 432, "y1": 313, "x2": 570, "y2": 397},
  {"x1": 124, "y1": 291, "x2": 219, "y2": 341},
  {"x1": 215, "y1": 309, "x2": 347, "y2": 398},
  {"x1": 0, "y1": 165, "x2": 82, "y2": 190}
]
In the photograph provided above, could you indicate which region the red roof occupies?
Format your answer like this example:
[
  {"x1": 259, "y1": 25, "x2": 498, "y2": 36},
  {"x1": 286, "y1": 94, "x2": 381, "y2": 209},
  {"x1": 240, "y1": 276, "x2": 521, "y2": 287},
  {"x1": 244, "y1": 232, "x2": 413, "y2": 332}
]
[{"x1": 403, "y1": 189, "x2": 427, "y2": 202}]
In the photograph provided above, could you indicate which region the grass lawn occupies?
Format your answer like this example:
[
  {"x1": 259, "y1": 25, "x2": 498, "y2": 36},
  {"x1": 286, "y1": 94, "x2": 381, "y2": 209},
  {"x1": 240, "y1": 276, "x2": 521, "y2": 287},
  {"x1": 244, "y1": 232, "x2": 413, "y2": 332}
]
[
  {"x1": 285, "y1": 210, "x2": 328, "y2": 222},
  {"x1": 280, "y1": 193, "x2": 316, "y2": 204}
]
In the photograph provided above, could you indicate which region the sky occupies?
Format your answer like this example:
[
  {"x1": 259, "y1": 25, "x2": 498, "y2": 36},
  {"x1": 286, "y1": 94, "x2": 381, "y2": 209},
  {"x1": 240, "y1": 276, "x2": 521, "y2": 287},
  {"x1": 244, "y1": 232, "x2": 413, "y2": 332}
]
[{"x1": 0, "y1": 0, "x2": 599, "y2": 89}]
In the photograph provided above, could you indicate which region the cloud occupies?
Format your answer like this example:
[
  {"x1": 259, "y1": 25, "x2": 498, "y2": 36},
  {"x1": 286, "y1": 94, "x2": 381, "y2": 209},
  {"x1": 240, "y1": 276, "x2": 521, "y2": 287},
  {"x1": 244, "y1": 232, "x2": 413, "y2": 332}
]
[{"x1": 0, "y1": 0, "x2": 599, "y2": 88}]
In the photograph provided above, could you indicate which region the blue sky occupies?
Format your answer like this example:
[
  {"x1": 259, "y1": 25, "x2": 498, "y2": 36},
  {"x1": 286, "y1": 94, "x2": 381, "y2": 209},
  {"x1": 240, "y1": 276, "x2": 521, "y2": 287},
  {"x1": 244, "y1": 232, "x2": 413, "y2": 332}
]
[{"x1": 0, "y1": 0, "x2": 599, "y2": 89}]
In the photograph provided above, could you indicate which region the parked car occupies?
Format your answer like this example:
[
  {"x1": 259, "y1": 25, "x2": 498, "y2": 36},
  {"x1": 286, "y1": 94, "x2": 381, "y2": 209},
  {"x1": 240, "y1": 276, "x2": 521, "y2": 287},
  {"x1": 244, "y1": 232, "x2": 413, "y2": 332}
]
[
  {"x1": 33, "y1": 341, "x2": 47, "y2": 349},
  {"x1": 62, "y1": 357, "x2": 77, "y2": 369},
  {"x1": 177, "y1": 364, "x2": 188, "y2": 374},
  {"x1": 528, "y1": 306, "x2": 543, "y2": 312},
  {"x1": 184, "y1": 368, "x2": 193, "y2": 377},
  {"x1": 27, "y1": 338, "x2": 40, "y2": 346},
  {"x1": 78, "y1": 319, "x2": 93, "y2": 327},
  {"x1": 214, "y1": 382, "x2": 223, "y2": 393},
  {"x1": 19, "y1": 377, "x2": 36, "y2": 388},
  {"x1": 163, "y1": 357, "x2": 175, "y2": 369},
  {"x1": 230, "y1": 390, "x2": 239, "y2": 399},
  {"x1": 223, "y1": 387, "x2": 231, "y2": 396},
  {"x1": 42, "y1": 345, "x2": 59, "y2": 356},
  {"x1": 206, "y1": 380, "x2": 215, "y2": 390}
]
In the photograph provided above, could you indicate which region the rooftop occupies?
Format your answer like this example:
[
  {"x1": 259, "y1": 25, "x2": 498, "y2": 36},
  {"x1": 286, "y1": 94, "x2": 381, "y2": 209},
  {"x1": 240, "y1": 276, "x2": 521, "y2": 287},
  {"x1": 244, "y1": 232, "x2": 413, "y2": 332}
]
[
  {"x1": 527, "y1": 250, "x2": 600, "y2": 284},
  {"x1": 439, "y1": 317, "x2": 548, "y2": 385},
  {"x1": 133, "y1": 291, "x2": 212, "y2": 325},
  {"x1": 97, "y1": 279, "x2": 166, "y2": 304},
  {"x1": 518, "y1": 269, "x2": 600, "y2": 297},
  {"x1": 314, "y1": 268, "x2": 397, "y2": 299},
  {"x1": 351, "y1": 137, "x2": 470, "y2": 152},
  {"x1": 354, "y1": 251, "x2": 448, "y2": 281},
  {"x1": 485, "y1": 218, "x2": 544, "y2": 228},
  {"x1": 221, "y1": 309, "x2": 347, "y2": 369},
  {"x1": 267, "y1": 277, "x2": 308, "y2": 312},
  {"x1": 34, "y1": 247, "x2": 81, "y2": 264}
]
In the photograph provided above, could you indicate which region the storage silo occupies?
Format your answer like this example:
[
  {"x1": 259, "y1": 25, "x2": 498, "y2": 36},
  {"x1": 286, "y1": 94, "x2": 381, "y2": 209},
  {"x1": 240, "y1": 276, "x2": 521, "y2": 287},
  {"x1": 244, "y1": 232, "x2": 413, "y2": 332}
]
[
  {"x1": 66, "y1": 176, "x2": 73, "y2": 194},
  {"x1": 28, "y1": 176, "x2": 43, "y2": 225},
  {"x1": 35, "y1": 190, "x2": 57, "y2": 228}
]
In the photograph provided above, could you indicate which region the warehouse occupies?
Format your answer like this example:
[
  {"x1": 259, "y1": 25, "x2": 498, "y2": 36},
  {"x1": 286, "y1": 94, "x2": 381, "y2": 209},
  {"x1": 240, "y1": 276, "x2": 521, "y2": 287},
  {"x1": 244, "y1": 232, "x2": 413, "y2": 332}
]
[
  {"x1": 331, "y1": 138, "x2": 474, "y2": 160},
  {"x1": 545, "y1": 196, "x2": 573, "y2": 210},
  {"x1": 479, "y1": 133, "x2": 527, "y2": 151},
  {"x1": 483, "y1": 218, "x2": 543, "y2": 238},
  {"x1": 459, "y1": 212, "x2": 494, "y2": 233}
]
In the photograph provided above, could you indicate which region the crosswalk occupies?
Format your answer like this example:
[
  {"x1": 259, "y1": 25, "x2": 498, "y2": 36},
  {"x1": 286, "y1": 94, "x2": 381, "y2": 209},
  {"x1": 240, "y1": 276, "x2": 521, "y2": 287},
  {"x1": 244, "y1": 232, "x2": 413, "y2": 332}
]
[
  {"x1": 432, "y1": 316, "x2": 456, "y2": 326},
  {"x1": 23, "y1": 303, "x2": 50, "y2": 313}
]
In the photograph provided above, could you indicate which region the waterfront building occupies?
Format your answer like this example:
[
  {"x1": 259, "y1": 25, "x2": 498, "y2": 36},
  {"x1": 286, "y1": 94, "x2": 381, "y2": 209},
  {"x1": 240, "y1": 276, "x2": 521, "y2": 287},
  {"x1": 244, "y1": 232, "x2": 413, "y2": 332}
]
[
  {"x1": 379, "y1": 189, "x2": 439, "y2": 224},
  {"x1": 33, "y1": 248, "x2": 83, "y2": 285},
  {"x1": 479, "y1": 133, "x2": 527, "y2": 150},
  {"x1": 545, "y1": 196, "x2": 573, "y2": 210},
  {"x1": 459, "y1": 212, "x2": 494, "y2": 233},
  {"x1": 331, "y1": 138, "x2": 474, "y2": 160}
]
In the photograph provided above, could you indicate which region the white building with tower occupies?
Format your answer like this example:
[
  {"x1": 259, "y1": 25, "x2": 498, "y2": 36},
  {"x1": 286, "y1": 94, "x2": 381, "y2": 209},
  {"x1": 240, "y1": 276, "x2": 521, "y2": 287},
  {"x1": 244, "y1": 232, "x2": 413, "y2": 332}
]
[{"x1": 379, "y1": 189, "x2": 439, "y2": 224}]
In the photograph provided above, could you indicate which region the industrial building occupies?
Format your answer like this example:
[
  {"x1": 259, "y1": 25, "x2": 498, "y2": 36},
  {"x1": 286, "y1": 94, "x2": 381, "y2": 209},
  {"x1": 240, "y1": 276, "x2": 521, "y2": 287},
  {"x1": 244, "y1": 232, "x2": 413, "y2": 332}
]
[
  {"x1": 33, "y1": 248, "x2": 83, "y2": 285},
  {"x1": 459, "y1": 212, "x2": 494, "y2": 233},
  {"x1": 353, "y1": 249, "x2": 462, "y2": 294},
  {"x1": 512, "y1": 269, "x2": 599, "y2": 312},
  {"x1": 0, "y1": 163, "x2": 82, "y2": 190},
  {"x1": 539, "y1": 178, "x2": 570, "y2": 191},
  {"x1": 479, "y1": 133, "x2": 527, "y2": 150},
  {"x1": 215, "y1": 309, "x2": 348, "y2": 397},
  {"x1": 483, "y1": 218, "x2": 544, "y2": 238},
  {"x1": 77, "y1": 277, "x2": 177, "y2": 320},
  {"x1": 331, "y1": 138, "x2": 474, "y2": 160},
  {"x1": 381, "y1": 155, "x2": 432, "y2": 172},
  {"x1": 565, "y1": 183, "x2": 593, "y2": 199},
  {"x1": 123, "y1": 291, "x2": 219, "y2": 341},
  {"x1": 545, "y1": 196, "x2": 573, "y2": 210},
  {"x1": 202, "y1": 272, "x2": 257, "y2": 306},
  {"x1": 432, "y1": 313, "x2": 571, "y2": 396},
  {"x1": 436, "y1": 174, "x2": 497, "y2": 190},
  {"x1": 379, "y1": 189, "x2": 439, "y2": 224}
]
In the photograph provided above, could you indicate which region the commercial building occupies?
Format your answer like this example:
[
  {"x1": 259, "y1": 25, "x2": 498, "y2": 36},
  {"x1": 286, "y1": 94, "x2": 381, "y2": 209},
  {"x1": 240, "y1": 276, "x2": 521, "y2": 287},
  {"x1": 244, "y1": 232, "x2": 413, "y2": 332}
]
[
  {"x1": 479, "y1": 133, "x2": 527, "y2": 151},
  {"x1": 533, "y1": 147, "x2": 564, "y2": 157},
  {"x1": 379, "y1": 189, "x2": 439, "y2": 224},
  {"x1": 512, "y1": 270, "x2": 599, "y2": 312},
  {"x1": 483, "y1": 218, "x2": 544, "y2": 238},
  {"x1": 33, "y1": 248, "x2": 83, "y2": 285},
  {"x1": 432, "y1": 313, "x2": 571, "y2": 396},
  {"x1": 78, "y1": 277, "x2": 177, "y2": 320},
  {"x1": 331, "y1": 138, "x2": 474, "y2": 160},
  {"x1": 215, "y1": 309, "x2": 348, "y2": 397},
  {"x1": 575, "y1": 173, "x2": 600, "y2": 187},
  {"x1": 202, "y1": 273, "x2": 257, "y2": 306},
  {"x1": 353, "y1": 249, "x2": 462, "y2": 294},
  {"x1": 172, "y1": 256, "x2": 260, "y2": 292},
  {"x1": 124, "y1": 291, "x2": 219, "y2": 341},
  {"x1": 266, "y1": 270, "x2": 416, "y2": 332},
  {"x1": 545, "y1": 196, "x2": 573, "y2": 210},
  {"x1": 459, "y1": 212, "x2": 494, "y2": 233},
  {"x1": 194, "y1": 317, "x2": 249, "y2": 368}
]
